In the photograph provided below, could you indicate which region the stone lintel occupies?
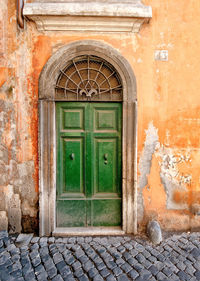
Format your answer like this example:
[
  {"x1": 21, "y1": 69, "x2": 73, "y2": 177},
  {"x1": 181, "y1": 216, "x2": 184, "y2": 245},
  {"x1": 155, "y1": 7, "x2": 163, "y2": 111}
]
[{"x1": 23, "y1": 2, "x2": 152, "y2": 33}]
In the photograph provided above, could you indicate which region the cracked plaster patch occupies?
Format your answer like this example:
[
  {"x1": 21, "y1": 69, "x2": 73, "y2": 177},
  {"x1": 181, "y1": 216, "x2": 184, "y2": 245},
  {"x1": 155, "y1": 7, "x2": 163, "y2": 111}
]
[
  {"x1": 138, "y1": 122, "x2": 192, "y2": 221},
  {"x1": 156, "y1": 146, "x2": 191, "y2": 210}
]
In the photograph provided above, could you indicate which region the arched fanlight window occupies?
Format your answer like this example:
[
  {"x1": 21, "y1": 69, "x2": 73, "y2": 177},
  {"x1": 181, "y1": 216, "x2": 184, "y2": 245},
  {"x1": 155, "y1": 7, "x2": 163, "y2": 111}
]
[{"x1": 55, "y1": 55, "x2": 123, "y2": 101}]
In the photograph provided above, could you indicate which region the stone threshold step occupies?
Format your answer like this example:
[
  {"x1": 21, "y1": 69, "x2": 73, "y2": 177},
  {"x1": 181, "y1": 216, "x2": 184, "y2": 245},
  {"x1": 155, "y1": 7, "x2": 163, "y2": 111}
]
[{"x1": 53, "y1": 227, "x2": 125, "y2": 236}]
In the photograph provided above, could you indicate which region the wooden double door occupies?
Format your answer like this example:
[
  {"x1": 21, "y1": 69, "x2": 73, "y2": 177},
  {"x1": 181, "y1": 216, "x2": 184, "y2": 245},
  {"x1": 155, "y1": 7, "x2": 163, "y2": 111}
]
[{"x1": 56, "y1": 102, "x2": 122, "y2": 227}]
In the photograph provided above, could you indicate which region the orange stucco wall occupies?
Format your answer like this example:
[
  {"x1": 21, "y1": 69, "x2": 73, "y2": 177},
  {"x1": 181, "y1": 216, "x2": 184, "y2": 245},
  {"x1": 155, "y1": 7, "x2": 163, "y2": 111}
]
[{"x1": 0, "y1": 0, "x2": 200, "y2": 233}]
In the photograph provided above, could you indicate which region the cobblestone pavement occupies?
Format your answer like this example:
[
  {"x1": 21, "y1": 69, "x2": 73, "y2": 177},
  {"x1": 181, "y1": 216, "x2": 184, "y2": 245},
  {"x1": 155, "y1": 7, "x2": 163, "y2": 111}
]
[{"x1": 1, "y1": 231, "x2": 200, "y2": 281}]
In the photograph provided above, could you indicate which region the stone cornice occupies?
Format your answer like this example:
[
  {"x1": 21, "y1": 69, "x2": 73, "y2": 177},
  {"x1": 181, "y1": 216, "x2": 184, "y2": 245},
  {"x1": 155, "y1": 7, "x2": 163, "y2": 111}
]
[{"x1": 23, "y1": 1, "x2": 152, "y2": 33}]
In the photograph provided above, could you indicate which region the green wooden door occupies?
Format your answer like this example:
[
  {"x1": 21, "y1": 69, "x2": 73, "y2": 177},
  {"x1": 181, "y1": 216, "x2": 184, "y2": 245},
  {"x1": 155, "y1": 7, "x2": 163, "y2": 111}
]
[{"x1": 56, "y1": 102, "x2": 122, "y2": 227}]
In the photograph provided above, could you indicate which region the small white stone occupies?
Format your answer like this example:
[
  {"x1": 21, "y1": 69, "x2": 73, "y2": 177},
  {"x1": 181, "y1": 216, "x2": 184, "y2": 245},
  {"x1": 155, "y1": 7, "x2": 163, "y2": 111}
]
[{"x1": 147, "y1": 220, "x2": 162, "y2": 245}]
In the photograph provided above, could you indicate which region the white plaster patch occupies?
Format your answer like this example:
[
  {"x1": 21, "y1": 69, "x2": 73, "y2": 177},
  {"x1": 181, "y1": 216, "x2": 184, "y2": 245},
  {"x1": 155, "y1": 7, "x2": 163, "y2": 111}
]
[
  {"x1": 156, "y1": 146, "x2": 191, "y2": 210},
  {"x1": 157, "y1": 147, "x2": 191, "y2": 184},
  {"x1": 138, "y1": 122, "x2": 159, "y2": 222},
  {"x1": 139, "y1": 121, "x2": 159, "y2": 189}
]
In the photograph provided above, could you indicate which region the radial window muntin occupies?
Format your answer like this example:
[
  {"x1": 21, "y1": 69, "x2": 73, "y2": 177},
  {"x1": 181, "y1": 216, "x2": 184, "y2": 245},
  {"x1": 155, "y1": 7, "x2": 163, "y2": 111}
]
[{"x1": 55, "y1": 55, "x2": 123, "y2": 101}]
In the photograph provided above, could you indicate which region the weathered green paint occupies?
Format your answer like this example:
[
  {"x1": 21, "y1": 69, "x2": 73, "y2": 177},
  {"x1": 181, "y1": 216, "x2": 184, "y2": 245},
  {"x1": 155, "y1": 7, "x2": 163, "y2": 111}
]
[{"x1": 56, "y1": 102, "x2": 122, "y2": 227}]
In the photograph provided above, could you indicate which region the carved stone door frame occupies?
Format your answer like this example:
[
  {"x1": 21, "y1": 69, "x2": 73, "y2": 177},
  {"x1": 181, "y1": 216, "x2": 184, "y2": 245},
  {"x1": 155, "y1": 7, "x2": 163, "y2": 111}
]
[{"x1": 38, "y1": 40, "x2": 137, "y2": 236}]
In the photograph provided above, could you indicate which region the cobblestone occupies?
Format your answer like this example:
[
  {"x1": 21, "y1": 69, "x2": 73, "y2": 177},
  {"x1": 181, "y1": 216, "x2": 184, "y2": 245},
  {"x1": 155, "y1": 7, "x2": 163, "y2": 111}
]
[
  {"x1": 47, "y1": 266, "x2": 57, "y2": 279},
  {"x1": 1, "y1": 231, "x2": 200, "y2": 280}
]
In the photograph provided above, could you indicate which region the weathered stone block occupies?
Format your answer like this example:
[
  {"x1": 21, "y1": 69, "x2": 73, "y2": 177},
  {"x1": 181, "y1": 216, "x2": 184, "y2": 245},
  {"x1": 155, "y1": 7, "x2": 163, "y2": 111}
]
[
  {"x1": 15, "y1": 233, "x2": 33, "y2": 247},
  {"x1": 8, "y1": 207, "x2": 21, "y2": 234},
  {"x1": 0, "y1": 211, "x2": 8, "y2": 231},
  {"x1": 0, "y1": 190, "x2": 6, "y2": 210}
]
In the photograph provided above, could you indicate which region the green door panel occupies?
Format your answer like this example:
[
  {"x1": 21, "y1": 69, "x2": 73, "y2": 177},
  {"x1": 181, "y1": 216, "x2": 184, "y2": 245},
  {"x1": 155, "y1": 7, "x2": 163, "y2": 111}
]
[
  {"x1": 62, "y1": 109, "x2": 84, "y2": 130},
  {"x1": 63, "y1": 138, "x2": 84, "y2": 194},
  {"x1": 94, "y1": 108, "x2": 118, "y2": 131},
  {"x1": 56, "y1": 102, "x2": 122, "y2": 227},
  {"x1": 94, "y1": 138, "x2": 117, "y2": 194},
  {"x1": 56, "y1": 200, "x2": 86, "y2": 227},
  {"x1": 91, "y1": 199, "x2": 122, "y2": 226}
]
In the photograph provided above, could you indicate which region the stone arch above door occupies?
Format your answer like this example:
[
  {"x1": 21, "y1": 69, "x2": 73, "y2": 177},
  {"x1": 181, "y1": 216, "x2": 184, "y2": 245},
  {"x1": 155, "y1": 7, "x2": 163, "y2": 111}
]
[
  {"x1": 39, "y1": 40, "x2": 137, "y2": 236},
  {"x1": 39, "y1": 40, "x2": 136, "y2": 102}
]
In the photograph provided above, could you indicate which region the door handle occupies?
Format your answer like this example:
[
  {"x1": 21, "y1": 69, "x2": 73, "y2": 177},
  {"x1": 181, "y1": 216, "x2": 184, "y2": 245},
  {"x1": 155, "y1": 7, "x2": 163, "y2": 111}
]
[
  {"x1": 70, "y1": 153, "x2": 75, "y2": 160},
  {"x1": 104, "y1": 154, "x2": 108, "y2": 164}
]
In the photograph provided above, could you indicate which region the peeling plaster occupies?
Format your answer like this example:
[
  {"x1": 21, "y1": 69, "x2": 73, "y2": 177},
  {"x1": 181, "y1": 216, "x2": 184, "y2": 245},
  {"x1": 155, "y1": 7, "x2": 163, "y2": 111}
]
[
  {"x1": 138, "y1": 122, "x2": 193, "y2": 222},
  {"x1": 157, "y1": 146, "x2": 191, "y2": 210},
  {"x1": 0, "y1": 76, "x2": 37, "y2": 232},
  {"x1": 138, "y1": 122, "x2": 159, "y2": 221},
  {"x1": 160, "y1": 174, "x2": 187, "y2": 210},
  {"x1": 139, "y1": 122, "x2": 159, "y2": 189}
]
